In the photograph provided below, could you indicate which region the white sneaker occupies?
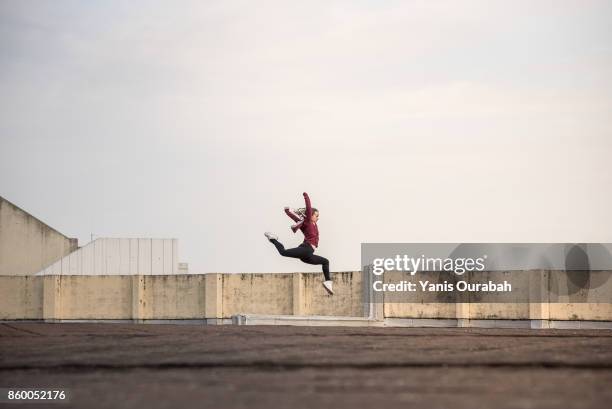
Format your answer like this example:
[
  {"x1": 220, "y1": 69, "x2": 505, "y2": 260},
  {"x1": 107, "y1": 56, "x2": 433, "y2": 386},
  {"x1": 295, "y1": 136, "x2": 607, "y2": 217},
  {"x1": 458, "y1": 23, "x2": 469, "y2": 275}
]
[
  {"x1": 264, "y1": 232, "x2": 278, "y2": 241},
  {"x1": 322, "y1": 280, "x2": 334, "y2": 295}
]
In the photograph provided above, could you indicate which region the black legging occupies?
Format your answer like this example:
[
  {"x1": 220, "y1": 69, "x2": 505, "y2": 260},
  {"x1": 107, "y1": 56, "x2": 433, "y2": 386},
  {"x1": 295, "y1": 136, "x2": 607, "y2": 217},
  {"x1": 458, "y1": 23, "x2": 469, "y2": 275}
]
[{"x1": 270, "y1": 239, "x2": 331, "y2": 281}]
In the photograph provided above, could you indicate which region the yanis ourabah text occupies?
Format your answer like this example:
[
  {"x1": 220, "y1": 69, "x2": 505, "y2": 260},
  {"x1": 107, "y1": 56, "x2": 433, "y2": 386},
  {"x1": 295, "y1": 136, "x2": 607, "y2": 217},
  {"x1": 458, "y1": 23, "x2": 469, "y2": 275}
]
[{"x1": 372, "y1": 280, "x2": 512, "y2": 293}]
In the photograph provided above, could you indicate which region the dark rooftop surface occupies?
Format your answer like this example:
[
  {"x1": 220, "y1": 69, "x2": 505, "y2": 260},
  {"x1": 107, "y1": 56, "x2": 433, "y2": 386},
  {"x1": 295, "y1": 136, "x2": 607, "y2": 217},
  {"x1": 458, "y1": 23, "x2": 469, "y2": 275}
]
[{"x1": 1, "y1": 323, "x2": 611, "y2": 409}]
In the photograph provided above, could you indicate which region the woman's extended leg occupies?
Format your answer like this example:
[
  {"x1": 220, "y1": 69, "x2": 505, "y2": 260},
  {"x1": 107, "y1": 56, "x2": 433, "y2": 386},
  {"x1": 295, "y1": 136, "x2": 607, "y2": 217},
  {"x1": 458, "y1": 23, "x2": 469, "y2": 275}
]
[
  {"x1": 301, "y1": 253, "x2": 331, "y2": 281},
  {"x1": 265, "y1": 232, "x2": 332, "y2": 294},
  {"x1": 269, "y1": 239, "x2": 310, "y2": 259}
]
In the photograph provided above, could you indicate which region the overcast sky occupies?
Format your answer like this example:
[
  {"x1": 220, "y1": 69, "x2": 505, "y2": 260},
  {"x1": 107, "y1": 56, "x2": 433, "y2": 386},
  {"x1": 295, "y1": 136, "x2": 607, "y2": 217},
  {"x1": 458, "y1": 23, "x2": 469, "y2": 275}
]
[{"x1": 1, "y1": 0, "x2": 611, "y2": 273}]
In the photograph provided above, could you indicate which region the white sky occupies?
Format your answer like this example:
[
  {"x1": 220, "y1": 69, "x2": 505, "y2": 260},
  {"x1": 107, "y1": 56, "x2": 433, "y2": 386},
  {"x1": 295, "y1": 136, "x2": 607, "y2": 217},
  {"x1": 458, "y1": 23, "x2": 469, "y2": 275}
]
[{"x1": 1, "y1": 0, "x2": 611, "y2": 273}]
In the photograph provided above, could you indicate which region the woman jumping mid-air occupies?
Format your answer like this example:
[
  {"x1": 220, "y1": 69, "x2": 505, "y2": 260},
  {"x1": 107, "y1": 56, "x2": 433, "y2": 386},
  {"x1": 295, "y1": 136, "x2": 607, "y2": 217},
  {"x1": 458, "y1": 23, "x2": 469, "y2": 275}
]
[{"x1": 265, "y1": 192, "x2": 333, "y2": 295}]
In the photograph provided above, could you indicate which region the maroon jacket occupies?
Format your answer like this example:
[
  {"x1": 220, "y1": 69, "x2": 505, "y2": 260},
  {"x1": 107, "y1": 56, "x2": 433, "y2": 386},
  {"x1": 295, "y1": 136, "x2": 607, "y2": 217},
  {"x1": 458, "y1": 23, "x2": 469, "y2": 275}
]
[{"x1": 285, "y1": 192, "x2": 319, "y2": 248}]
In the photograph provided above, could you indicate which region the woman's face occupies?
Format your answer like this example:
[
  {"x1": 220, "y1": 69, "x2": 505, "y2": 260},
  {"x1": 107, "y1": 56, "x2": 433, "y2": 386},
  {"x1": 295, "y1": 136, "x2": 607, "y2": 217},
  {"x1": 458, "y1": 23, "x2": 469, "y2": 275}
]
[{"x1": 312, "y1": 211, "x2": 319, "y2": 223}]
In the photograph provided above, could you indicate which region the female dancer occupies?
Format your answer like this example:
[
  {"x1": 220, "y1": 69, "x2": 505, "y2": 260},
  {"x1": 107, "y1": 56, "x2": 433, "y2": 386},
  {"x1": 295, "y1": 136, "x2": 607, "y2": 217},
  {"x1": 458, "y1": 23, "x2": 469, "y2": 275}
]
[{"x1": 265, "y1": 192, "x2": 333, "y2": 295}]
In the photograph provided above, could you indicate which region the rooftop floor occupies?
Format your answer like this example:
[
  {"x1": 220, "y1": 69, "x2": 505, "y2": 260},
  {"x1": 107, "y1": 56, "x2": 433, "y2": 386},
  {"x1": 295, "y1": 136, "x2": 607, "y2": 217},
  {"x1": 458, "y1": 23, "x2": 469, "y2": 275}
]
[{"x1": 1, "y1": 323, "x2": 611, "y2": 408}]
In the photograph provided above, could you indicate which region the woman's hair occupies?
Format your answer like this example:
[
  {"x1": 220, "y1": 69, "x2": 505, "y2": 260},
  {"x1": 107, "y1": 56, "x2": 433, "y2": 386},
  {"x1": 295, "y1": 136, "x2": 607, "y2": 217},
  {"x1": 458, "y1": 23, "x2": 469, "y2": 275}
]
[{"x1": 296, "y1": 207, "x2": 318, "y2": 218}]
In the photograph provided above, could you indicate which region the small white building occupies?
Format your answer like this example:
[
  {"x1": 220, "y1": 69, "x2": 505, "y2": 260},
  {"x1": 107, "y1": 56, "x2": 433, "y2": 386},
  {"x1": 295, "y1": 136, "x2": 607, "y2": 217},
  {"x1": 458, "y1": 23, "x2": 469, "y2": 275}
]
[{"x1": 35, "y1": 238, "x2": 189, "y2": 276}]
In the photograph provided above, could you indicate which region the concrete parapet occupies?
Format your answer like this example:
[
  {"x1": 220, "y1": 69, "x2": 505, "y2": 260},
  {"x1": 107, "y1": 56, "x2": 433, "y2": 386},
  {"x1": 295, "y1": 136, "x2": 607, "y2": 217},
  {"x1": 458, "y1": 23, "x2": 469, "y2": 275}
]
[{"x1": 0, "y1": 272, "x2": 611, "y2": 325}]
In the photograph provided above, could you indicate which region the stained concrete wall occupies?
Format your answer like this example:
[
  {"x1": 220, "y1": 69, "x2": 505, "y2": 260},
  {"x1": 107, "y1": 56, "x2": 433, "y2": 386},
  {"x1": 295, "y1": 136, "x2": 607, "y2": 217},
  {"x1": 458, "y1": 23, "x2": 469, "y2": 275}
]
[
  {"x1": 301, "y1": 272, "x2": 364, "y2": 316},
  {"x1": 141, "y1": 275, "x2": 207, "y2": 319},
  {"x1": 58, "y1": 276, "x2": 133, "y2": 319},
  {"x1": 221, "y1": 273, "x2": 294, "y2": 317},
  {"x1": 0, "y1": 271, "x2": 610, "y2": 322},
  {"x1": 0, "y1": 196, "x2": 77, "y2": 276},
  {"x1": 0, "y1": 275, "x2": 43, "y2": 319}
]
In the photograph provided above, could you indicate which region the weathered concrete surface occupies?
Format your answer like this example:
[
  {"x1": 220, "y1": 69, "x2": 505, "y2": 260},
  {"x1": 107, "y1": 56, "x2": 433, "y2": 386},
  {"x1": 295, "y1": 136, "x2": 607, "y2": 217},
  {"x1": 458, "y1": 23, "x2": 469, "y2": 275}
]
[
  {"x1": 0, "y1": 324, "x2": 611, "y2": 409},
  {"x1": 58, "y1": 275, "x2": 133, "y2": 319},
  {"x1": 221, "y1": 273, "x2": 294, "y2": 316},
  {"x1": 0, "y1": 196, "x2": 77, "y2": 276},
  {"x1": 3, "y1": 273, "x2": 612, "y2": 322},
  {"x1": 0, "y1": 276, "x2": 42, "y2": 319}
]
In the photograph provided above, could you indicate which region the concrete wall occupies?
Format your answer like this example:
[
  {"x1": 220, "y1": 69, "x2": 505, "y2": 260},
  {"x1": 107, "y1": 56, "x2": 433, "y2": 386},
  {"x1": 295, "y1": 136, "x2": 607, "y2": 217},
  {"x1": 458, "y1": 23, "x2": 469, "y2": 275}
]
[
  {"x1": 58, "y1": 276, "x2": 133, "y2": 319},
  {"x1": 0, "y1": 271, "x2": 610, "y2": 322},
  {"x1": 302, "y1": 272, "x2": 364, "y2": 316},
  {"x1": 221, "y1": 273, "x2": 294, "y2": 317},
  {"x1": 141, "y1": 275, "x2": 206, "y2": 319},
  {"x1": 0, "y1": 275, "x2": 43, "y2": 319},
  {"x1": 0, "y1": 196, "x2": 77, "y2": 276}
]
